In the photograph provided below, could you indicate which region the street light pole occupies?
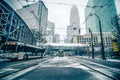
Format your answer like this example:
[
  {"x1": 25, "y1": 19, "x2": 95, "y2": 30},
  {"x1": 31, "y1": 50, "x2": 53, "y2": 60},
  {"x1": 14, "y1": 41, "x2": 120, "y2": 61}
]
[
  {"x1": 90, "y1": 13, "x2": 106, "y2": 60},
  {"x1": 89, "y1": 28, "x2": 94, "y2": 59}
]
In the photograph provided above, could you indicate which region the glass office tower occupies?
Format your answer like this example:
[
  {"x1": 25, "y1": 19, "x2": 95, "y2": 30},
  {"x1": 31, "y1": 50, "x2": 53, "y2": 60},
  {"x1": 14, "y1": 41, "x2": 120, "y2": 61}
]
[{"x1": 85, "y1": 0, "x2": 117, "y2": 33}]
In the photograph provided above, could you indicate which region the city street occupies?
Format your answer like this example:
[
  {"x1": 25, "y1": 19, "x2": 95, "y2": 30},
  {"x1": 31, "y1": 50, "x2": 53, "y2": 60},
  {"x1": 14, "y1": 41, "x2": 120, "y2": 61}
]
[
  {"x1": 0, "y1": 56, "x2": 120, "y2": 80},
  {"x1": 0, "y1": 0, "x2": 120, "y2": 80}
]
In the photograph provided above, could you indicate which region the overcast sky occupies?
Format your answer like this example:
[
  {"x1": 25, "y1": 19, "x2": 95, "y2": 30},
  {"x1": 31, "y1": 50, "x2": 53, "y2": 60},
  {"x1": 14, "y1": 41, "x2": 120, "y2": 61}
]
[
  {"x1": 39, "y1": 0, "x2": 120, "y2": 41},
  {"x1": 5, "y1": 0, "x2": 120, "y2": 42},
  {"x1": 5, "y1": 0, "x2": 88, "y2": 41},
  {"x1": 44, "y1": 0, "x2": 88, "y2": 38}
]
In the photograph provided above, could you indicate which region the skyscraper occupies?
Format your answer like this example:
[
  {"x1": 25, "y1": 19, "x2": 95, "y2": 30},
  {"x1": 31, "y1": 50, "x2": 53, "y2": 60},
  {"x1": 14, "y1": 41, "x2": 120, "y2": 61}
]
[
  {"x1": 85, "y1": 0, "x2": 117, "y2": 33},
  {"x1": 47, "y1": 21, "x2": 55, "y2": 43},
  {"x1": 70, "y1": 5, "x2": 80, "y2": 27},
  {"x1": 17, "y1": 1, "x2": 48, "y2": 44},
  {"x1": 67, "y1": 5, "x2": 80, "y2": 43}
]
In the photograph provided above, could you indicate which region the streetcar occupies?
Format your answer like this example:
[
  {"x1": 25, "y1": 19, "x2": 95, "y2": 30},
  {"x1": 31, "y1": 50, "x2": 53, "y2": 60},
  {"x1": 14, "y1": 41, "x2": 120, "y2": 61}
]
[
  {"x1": 57, "y1": 49, "x2": 64, "y2": 57},
  {"x1": 0, "y1": 41, "x2": 45, "y2": 60}
]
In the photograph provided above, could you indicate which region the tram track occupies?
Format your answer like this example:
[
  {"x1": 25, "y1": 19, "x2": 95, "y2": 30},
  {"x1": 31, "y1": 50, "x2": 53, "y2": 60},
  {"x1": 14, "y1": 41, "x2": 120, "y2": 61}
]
[
  {"x1": 80, "y1": 63, "x2": 118, "y2": 80},
  {"x1": 0, "y1": 57, "x2": 49, "y2": 79},
  {"x1": 0, "y1": 57, "x2": 46, "y2": 70},
  {"x1": 73, "y1": 57, "x2": 120, "y2": 80},
  {"x1": 1, "y1": 57, "x2": 120, "y2": 80}
]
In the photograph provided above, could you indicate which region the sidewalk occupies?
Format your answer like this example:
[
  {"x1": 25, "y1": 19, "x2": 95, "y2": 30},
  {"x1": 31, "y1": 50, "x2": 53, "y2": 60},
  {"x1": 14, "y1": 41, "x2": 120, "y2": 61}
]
[
  {"x1": 80, "y1": 55, "x2": 120, "y2": 62},
  {"x1": 77, "y1": 56, "x2": 120, "y2": 69}
]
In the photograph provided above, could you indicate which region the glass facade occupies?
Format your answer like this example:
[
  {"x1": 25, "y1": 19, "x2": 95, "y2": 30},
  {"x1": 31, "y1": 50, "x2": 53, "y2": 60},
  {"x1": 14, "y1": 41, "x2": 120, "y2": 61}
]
[{"x1": 85, "y1": 0, "x2": 117, "y2": 32}]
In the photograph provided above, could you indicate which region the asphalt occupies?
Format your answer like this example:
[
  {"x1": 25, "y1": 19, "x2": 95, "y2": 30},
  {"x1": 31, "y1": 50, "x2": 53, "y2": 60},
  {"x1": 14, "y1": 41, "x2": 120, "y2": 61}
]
[
  {"x1": 7, "y1": 56, "x2": 118, "y2": 80},
  {"x1": 1, "y1": 56, "x2": 120, "y2": 80},
  {"x1": 14, "y1": 67, "x2": 102, "y2": 80}
]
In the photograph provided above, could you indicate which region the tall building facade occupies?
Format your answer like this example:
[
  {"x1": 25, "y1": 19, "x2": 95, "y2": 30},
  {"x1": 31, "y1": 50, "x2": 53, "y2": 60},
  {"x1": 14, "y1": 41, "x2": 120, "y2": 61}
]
[
  {"x1": 17, "y1": 1, "x2": 48, "y2": 45},
  {"x1": 85, "y1": 0, "x2": 117, "y2": 33},
  {"x1": 67, "y1": 5, "x2": 80, "y2": 43}
]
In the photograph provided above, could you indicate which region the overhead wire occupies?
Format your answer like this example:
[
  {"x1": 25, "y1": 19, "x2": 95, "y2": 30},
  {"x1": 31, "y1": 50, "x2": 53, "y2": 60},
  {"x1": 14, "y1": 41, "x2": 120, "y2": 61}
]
[
  {"x1": 17, "y1": 0, "x2": 46, "y2": 43},
  {"x1": 81, "y1": 0, "x2": 112, "y2": 28},
  {"x1": 43, "y1": 1, "x2": 87, "y2": 7},
  {"x1": 16, "y1": 0, "x2": 101, "y2": 28},
  {"x1": 16, "y1": 0, "x2": 112, "y2": 25},
  {"x1": 25, "y1": 1, "x2": 39, "y2": 21},
  {"x1": 82, "y1": 0, "x2": 102, "y2": 25},
  {"x1": 16, "y1": 0, "x2": 113, "y2": 34},
  {"x1": 17, "y1": 0, "x2": 38, "y2": 21},
  {"x1": 94, "y1": 0, "x2": 112, "y2": 14},
  {"x1": 10, "y1": 0, "x2": 19, "y2": 10},
  {"x1": 39, "y1": 0, "x2": 110, "y2": 29},
  {"x1": 41, "y1": 0, "x2": 104, "y2": 33},
  {"x1": 89, "y1": 0, "x2": 112, "y2": 31}
]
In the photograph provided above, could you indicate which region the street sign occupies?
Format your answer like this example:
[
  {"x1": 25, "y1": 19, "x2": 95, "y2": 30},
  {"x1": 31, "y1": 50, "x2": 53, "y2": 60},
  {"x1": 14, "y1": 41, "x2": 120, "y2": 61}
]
[
  {"x1": 113, "y1": 39, "x2": 119, "y2": 52},
  {"x1": 113, "y1": 42, "x2": 119, "y2": 52}
]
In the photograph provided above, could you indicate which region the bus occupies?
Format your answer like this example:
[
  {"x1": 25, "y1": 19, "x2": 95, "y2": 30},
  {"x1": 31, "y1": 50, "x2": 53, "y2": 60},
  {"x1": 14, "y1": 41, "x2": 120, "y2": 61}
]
[
  {"x1": 57, "y1": 49, "x2": 64, "y2": 57},
  {"x1": 0, "y1": 41, "x2": 45, "y2": 60}
]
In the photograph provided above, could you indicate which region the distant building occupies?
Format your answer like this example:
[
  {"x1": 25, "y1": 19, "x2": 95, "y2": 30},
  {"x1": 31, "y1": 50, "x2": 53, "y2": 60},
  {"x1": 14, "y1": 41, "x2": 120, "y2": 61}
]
[
  {"x1": 67, "y1": 25, "x2": 80, "y2": 43},
  {"x1": 64, "y1": 38, "x2": 68, "y2": 43},
  {"x1": 17, "y1": 1, "x2": 48, "y2": 44},
  {"x1": 53, "y1": 34, "x2": 60, "y2": 43},
  {"x1": 72, "y1": 32, "x2": 113, "y2": 48},
  {"x1": 46, "y1": 21, "x2": 55, "y2": 43},
  {"x1": 85, "y1": 0, "x2": 117, "y2": 33},
  {"x1": 47, "y1": 21, "x2": 55, "y2": 36},
  {"x1": 67, "y1": 5, "x2": 80, "y2": 43},
  {"x1": 70, "y1": 5, "x2": 80, "y2": 27}
]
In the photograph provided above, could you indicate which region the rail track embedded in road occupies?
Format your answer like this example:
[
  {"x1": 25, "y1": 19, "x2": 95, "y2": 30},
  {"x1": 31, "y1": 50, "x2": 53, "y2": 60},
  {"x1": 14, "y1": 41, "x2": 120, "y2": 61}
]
[
  {"x1": 73, "y1": 57, "x2": 120, "y2": 80},
  {"x1": 0, "y1": 58, "x2": 49, "y2": 79}
]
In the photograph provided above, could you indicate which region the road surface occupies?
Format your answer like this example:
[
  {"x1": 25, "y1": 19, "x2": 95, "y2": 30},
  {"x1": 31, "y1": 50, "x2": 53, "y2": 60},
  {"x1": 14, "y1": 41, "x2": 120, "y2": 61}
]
[{"x1": 0, "y1": 56, "x2": 120, "y2": 80}]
